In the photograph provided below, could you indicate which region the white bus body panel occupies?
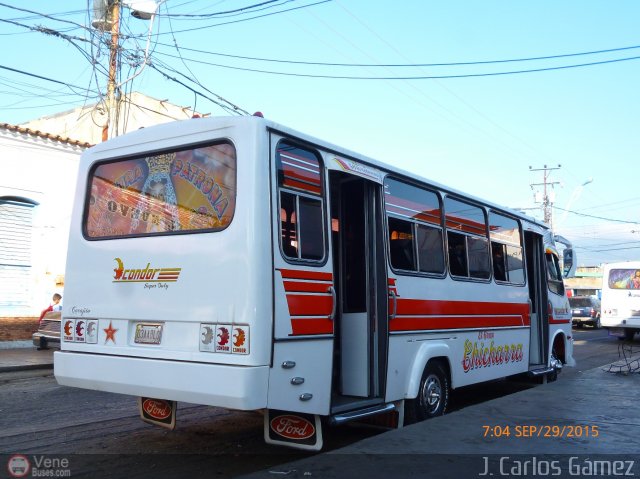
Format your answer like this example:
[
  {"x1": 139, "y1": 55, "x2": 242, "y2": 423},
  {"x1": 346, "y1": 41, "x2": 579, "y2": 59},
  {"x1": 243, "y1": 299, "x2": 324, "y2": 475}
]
[
  {"x1": 601, "y1": 262, "x2": 640, "y2": 330},
  {"x1": 56, "y1": 117, "x2": 274, "y2": 407},
  {"x1": 384, "y1": 274, "x2": 531, "y2": 401},
  {"x1": 55, "y1": 351, "x2": 269, "y2": 409}
]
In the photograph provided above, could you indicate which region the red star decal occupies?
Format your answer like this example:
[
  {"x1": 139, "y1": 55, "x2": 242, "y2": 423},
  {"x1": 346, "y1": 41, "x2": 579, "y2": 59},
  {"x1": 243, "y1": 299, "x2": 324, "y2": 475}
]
[{"x1": 104, "y1": 321, "x2": 118, "y2": 344}]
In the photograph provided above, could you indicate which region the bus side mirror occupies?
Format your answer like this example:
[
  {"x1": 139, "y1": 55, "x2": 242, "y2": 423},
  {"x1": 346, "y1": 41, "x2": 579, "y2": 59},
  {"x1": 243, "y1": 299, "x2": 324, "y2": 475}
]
[{"x1": 562, "y1": 248, "x2": 576, "y2": 278}]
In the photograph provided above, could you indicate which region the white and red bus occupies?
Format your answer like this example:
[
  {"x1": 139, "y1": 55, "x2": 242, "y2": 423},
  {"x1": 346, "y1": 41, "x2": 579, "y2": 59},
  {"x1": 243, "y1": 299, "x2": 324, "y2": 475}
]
[{"x1": 55, "y1": 115, "x2": 574, "y2": 450}]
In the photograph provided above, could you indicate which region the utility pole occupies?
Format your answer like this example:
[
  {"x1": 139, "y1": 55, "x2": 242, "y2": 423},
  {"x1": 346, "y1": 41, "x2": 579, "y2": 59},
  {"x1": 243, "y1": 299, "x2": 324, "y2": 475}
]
[
  {"x1": 529, "y1": 164, "x2": 561, "y2": 229},
  {"x1": 102, "y1": 0, "x2": 120, "y2": 142}
]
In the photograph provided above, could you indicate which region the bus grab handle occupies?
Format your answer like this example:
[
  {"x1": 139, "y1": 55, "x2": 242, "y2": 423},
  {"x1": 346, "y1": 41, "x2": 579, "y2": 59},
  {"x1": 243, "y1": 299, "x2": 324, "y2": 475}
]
[
  {"x1": 328, "y1": 286, "x2": 337, "y2": 321},
  {"x1": 389, "y1": 289, "x2": 397, "y2": 320}
]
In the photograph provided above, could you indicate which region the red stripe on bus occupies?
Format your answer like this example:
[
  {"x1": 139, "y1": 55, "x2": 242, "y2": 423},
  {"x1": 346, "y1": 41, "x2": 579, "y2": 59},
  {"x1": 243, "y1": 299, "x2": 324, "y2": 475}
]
[
  {"x1": 283, "y1": 281, "x2": 331, "y2": 293},
  {"x1": 389, "y1": 315, "x2": 526, "y2": 332},
  {"x1": 393, "y1": 298, "x2": 528, "y2": 317},
  {"x1": 278, "y1": 269, "x2": 333, "y2": 281},
  {"x1": 290, "y1": 317, "x2": 334, "y2": 335},
  {"x1": 286, "y1": 294, "x2": 333, "y2": 316}
]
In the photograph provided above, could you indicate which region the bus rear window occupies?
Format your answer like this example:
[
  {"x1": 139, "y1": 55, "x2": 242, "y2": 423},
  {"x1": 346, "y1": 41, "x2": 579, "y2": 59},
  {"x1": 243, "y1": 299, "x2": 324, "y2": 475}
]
[
  {"x1": 608, "y1": 269, "x2": 640, "y2": 289},
  {"x1": 85, "y1": 142, "x2": 236, "y2": 238}
]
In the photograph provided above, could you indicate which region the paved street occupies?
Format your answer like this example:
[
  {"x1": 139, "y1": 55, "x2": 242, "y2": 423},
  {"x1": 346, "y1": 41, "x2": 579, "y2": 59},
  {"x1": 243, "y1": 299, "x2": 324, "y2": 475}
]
[{"x1": 0, "y1": 327, "x2": 633, "y2": 478}]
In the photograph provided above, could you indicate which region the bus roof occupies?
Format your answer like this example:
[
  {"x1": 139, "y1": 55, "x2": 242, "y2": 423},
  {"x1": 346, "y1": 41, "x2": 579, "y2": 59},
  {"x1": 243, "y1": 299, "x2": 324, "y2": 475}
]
[{"x1": 86, "y1": 115, "x2": 549, "y2": 232}]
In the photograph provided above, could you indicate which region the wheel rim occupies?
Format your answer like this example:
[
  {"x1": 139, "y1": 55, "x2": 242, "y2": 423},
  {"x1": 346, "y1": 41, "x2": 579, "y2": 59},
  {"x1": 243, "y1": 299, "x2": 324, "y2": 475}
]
[{"x1": 421, "y1": 373, "x2": 442, "y2": 414}]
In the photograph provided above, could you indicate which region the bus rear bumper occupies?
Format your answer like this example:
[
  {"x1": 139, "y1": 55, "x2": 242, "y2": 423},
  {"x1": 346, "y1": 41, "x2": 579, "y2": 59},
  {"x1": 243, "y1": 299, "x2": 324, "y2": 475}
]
[{"x1": 54, "y1": 351, "x2": 269, "y2": 410}]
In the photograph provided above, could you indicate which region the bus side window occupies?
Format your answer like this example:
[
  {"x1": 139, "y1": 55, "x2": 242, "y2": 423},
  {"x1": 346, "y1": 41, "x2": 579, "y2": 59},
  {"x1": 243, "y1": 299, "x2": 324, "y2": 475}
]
[
  {"x1": 276, "y1": 141, "x2": 325, "y2": 262},
  {"x1": 488, "y1": 211, "x2": 525, "y2": 285},
  {"x1": 388, "y1": 218, "x2": 415, "y2": 271},
  {"x1": 545, "y1": 253, "x2": 565, "y2": 296},
  {"x1": 492, "y1": 242, "x2": 507, "y2": 281},
  {"x1": 445, "y1": 197, "x2": 489, "y2": 280},
  {"x1": 280, "y1": 193, "x2": 298, "y2": 258},
  {"x1": 447, "y1": 232, "x2": 468, "y2": 277},
  {"x1": 384, "y1": 178, "x2": 444, "y2": 275},
  {"x1": 417, "y1": 223, "x2": 444, "y2": 274},
  {"x1": 299, "y1": 196, "x2": 324, "y2": 260}
]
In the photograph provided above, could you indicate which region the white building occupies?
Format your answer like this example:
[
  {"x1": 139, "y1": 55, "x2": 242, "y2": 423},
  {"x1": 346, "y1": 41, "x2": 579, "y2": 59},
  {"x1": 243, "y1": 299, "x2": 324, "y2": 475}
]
[
  {"x1": 0, "y1": 124, "x2": 89, "y2": 317},
  {"x1": 1, "y1": 92, "x2": 203, "y2": 317}
]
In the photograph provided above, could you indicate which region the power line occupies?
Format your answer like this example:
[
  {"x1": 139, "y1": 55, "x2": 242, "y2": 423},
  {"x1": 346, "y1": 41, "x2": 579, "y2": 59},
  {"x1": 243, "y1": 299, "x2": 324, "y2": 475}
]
[
  {"x1": 143, "y1": 0, "x2": 332, "y2": 37},
  {"x1": 150, "y1": 50, "x2": 640, "y2": 80},
  {"x1": 148, "y1": 62, "x2": 248, "y2": 115},
  {"x1": 0, "y1": 2, "x2": 90, "y2": 30},
  {"x1": 553, "y1": 206, "x2": 639, "y2": 225},
  {"x1": 153, "y1": 42, "x2": 640, "y2": 68},
  {"x1": 157, "y1": 0, "x2": 290, "y2": 18},
  {"x1": 0, "y1": 64, "x2": 93, "y2": 92}
]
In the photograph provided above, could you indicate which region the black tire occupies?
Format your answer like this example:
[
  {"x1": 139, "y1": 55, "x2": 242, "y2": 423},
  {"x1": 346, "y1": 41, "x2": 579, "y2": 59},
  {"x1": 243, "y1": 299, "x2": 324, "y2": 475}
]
[
  {"x1": 576, "y1": 322, "x2": 584, "y2": 329},
  {"x1": 593, "y1": 317, "x2": 601, "y2": 329},
  {"x1": 406, "y1": 362, "x2": 450, "y2": 423},
  {"x1": 625, "y1": 329, "x2": 635, "y2": 341}
]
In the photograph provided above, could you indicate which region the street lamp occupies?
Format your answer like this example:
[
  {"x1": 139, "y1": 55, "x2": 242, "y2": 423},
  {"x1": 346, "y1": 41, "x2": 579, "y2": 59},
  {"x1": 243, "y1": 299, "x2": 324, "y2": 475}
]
[
  {"x1": 556, "y1": 178, "x2": 594, "y2": 230},
  {"x1": 123, "y1": 0, "x2": 161, "y2": 19}
]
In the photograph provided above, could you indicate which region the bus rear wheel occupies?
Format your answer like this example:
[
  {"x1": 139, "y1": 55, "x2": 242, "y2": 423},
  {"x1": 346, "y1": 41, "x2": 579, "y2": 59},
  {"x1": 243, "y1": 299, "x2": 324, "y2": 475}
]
[{"x1": 406, "y1": 362, "x2": 450, "y2": 423}]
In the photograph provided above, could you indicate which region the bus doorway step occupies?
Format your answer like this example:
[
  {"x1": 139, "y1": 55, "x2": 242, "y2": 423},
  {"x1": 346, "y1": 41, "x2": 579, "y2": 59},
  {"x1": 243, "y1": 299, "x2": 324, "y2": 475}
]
[{"x1": 329, "y1": 402, "x2": 397, "y2": 426}]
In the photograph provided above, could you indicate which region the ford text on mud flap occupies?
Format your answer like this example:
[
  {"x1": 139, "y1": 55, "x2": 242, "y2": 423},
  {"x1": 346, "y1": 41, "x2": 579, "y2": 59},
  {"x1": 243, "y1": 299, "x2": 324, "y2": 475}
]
[
  {"x1": 55, "y1": 115, "x2": 574, "y2": 450},
  {"x1": 138, "y1": 397, "x2": 177, "y2": 430},
  {"x1": 265, "y1": 410, "x2": 323, "y2": 451}
]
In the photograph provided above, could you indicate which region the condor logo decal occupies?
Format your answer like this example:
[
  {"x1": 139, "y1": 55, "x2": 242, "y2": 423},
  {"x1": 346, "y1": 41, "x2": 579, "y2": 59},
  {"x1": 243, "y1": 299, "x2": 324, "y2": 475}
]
[
  {"x1": 270, "y1": 415, "x2": 315, "y2": 440},
  {"x1": 112, "y1": 257, "x2": 181, "y2": 283}
]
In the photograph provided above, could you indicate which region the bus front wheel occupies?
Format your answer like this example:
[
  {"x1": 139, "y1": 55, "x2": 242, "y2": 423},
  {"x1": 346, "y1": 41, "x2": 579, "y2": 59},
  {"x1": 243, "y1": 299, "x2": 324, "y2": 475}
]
[{"x1": 406, "y1": 361, "x2": 450, "y2": 423}]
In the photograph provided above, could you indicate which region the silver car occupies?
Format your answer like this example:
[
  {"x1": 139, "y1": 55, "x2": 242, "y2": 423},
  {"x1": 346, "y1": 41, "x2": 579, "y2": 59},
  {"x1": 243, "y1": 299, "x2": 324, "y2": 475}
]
[{"x1": 32, "y1": 311, "x2": 61, "y2": 349}]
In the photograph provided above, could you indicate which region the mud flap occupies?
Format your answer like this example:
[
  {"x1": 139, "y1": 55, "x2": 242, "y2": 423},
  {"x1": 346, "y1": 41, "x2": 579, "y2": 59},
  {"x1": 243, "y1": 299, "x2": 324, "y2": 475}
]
[
  {"x1": 264, "y1": 409, "x2": 323, "y2": 451},
  {"x1": 138, "y1": 397, "x2": 177, "y2": 430}
]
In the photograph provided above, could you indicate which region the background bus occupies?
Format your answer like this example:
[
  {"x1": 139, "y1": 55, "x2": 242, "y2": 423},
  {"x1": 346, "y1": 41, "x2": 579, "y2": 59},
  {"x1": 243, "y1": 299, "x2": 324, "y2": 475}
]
[{"x1": 601, "y1": 261, "x2": 640, "y2": 340}]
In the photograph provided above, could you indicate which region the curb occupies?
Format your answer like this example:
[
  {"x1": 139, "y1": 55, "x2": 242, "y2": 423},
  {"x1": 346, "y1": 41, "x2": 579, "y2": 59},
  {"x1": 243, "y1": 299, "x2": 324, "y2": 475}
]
[{"x1": 0, "y1": 362, "x2": 54, "y2": 373}]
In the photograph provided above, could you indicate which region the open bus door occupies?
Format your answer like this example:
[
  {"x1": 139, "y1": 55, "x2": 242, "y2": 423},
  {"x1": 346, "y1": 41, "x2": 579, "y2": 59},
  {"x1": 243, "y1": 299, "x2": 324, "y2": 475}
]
[
  {"x1": 524, "y1": 230, "x2": 548, "y2": 369},
  {"x1": 266, "y1": 139, "x2": 389, "y2": 450},
  {"x1": 327, "y1": 166, "x2": 388, "y2": 418}
]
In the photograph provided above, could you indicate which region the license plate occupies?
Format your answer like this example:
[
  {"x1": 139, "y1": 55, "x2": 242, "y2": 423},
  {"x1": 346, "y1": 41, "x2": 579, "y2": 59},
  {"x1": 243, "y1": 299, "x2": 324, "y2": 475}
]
[
  {"x1": 134, "y1": 323, "x2": 163, "y2": 345},
  {"x1": 573, "y1": 309, "x2": 581, "y2": 315}
]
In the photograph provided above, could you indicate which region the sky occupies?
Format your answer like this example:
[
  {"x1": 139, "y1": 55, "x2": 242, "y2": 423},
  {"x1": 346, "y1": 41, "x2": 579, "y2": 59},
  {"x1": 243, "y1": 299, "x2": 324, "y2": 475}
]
[{"x1": 1, "y1": 0, "x2": 639, "y2": 267}]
